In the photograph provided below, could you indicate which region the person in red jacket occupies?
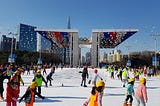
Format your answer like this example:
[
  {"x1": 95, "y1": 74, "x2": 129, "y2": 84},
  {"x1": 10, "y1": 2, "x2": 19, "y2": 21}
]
[
  {"x1": 10, "y1": 68, "x2": 24, "y2": 99},
  {"x1": 19, "y1": 81, "x2": 45, "y2": 106},
  {"x1": 6, "y1": 81, "x2": 19, "y2": 106}
]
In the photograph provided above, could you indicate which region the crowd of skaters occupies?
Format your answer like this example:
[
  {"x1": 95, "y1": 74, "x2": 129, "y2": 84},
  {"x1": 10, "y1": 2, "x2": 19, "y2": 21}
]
[
  {"x1": 81, "y1": 65, "x2": 154, "y2": 106},
  {"x1": 0, "y1": 64, "x2": 56, "y2": 106},
  {"x1": 0, "y1": 63, "x2": 159, "y2": 106}
]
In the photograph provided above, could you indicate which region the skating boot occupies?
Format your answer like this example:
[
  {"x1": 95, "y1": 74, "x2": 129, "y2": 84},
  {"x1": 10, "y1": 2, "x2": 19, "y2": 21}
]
[
  {"x1": 123, "y1": 102, "x2": 128, "y2": 106},
  {"x1": 123, "y1": 84, "x2": 125, "y2": 87},
  {"x1": 84, "y1": 85, "x2": 87, "y2": 87},
  {"x1": 128, "y1": 103, "x2": 132, "y2": 106},
  {"x1": 0, "y1": 97, "x2": 4, "y2": 101}
]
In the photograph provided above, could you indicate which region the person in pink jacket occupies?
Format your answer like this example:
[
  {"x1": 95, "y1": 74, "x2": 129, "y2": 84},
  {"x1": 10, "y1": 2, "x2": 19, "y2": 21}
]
[{"x1": 135, "y1": 77, "x2": 148, "y2": 106}]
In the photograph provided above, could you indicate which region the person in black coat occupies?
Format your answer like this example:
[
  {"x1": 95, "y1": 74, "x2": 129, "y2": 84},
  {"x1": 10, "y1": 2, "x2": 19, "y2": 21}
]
[
  {"x1": 81, "y1": 66, "x2": 89, "y2": 87},
  {"x1": 46, "y1": 66, "x2": 55, "y2": 86},
  {"x1": 0, "y1": 69, "x2": 8, "y2": 101}
]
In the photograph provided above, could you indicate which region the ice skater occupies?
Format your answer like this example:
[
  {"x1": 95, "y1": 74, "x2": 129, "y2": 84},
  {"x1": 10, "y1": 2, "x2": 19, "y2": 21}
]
[
  {"x1": 92, "y1": 69, "x2": 103, "y2": 87},
  {"x1": 83, "y1": 80, "x2": 105, "y2": 106},
  {"x1": 135, "y1": 77, "x2": 148, "y2": 106},
  {"x1": 32, "y1": 70, "x2": 47, "y2": 95},
  {"x1": 81, "y1": 66, "x2": 89, "y2": 87},
  {"x1": 123, "y1": 78, "x2": 135, "y2": 106},
  {"x1": 46, "y1": 66, "x2": 55, "y2": 86},
  {"x1": 6, "y1": 81, "x2": 19, "y2": 106},
  {"x1": 0, "y1": 70, "x2": 8, "y2": 101},
  {"x1": 19, "y1": 81, "x2": 45, "y2": 106}
]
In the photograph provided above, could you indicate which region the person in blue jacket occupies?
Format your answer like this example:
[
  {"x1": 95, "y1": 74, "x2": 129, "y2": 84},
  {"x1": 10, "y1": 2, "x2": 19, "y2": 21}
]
[{"x1": 123, "y1": 78, "x2": 135, "y2": 106}]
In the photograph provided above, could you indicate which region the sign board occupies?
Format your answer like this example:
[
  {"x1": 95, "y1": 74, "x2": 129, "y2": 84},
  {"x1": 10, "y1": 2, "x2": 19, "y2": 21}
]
[
  {"x1": 37, "y1": 58, "x2": 42, "y2": 64},
  {"x1": 152, "y1": 56, "x2": 159, "y2": 66},
  {"x1": 8, "y1": 54, "x2": 16, "y2": 63},
  {"x1": 127, "y1": 60, "x2": 131, "y2": 67}
]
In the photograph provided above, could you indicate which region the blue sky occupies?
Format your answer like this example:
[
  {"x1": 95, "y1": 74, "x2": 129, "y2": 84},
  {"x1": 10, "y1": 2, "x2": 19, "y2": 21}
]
[{"x1": 0, "y1": 0, "x2": 160, "y2": 54}]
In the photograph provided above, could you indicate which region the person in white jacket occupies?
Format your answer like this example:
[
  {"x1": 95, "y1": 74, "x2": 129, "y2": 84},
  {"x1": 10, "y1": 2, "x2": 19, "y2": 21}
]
[{"x1": 92, "y1": 69, "x2": 103, "y2": 87}]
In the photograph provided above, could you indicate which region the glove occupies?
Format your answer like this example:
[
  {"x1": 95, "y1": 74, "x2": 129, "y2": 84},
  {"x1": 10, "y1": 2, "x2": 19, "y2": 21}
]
[
  {"x1": 19, "y1": 99, "x2": 22, "y2": 103},
  {"x1": 12, "y1": 97, "x2": 17, "y2": 101},
  {"x1": 125, "y1": 91, "x2": 128, "y2": 96}
]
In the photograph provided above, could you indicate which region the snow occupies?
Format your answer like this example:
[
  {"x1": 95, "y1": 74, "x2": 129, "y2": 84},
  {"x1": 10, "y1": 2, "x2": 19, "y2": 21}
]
[{"x1": 0, "y1": 68, "x2": 160, "y2": 106}]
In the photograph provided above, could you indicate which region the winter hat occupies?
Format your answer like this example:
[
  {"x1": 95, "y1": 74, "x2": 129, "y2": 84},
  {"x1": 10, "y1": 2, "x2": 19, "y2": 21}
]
[
  {"x1": 96, "y1": 80, "x2": 105, "y2": 87},
  {"x1": 30, "y1": 81, "x2": 38, "y2": 89},
  {"x1": 94, "y1": 69, "x2": 98, "y2": 73},
  {"x1": 14, "y1": 70, "x2": 20, "y2": 74},
  {"x1": 139, "y1": 77, "x2": 146, "y2": 84},
  {"x1": 17, "y1": 68, "x2": 23, "y2": 72},
  {"x1": 14, "y1": 67, "x2": 23, "y2": 74},
  {"x1": 84, "y1": 66, "x2": 88, "y2": 69},
  {"x1": 128, "y1": 78, "x2": 135, "y2": 82},
  {"x1": 37, "y1": 70, "x2": 41, "y2": 73}
]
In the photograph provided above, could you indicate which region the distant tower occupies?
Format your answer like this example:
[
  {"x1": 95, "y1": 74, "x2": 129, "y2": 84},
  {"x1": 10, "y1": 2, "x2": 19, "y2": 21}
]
[{"x1": 67, "y1": 16, "x2": 71, "y2": 29}]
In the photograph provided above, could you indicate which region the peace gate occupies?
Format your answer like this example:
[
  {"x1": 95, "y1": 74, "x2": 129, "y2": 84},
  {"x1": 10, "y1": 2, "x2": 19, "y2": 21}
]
[{"x1": 36, "y1": 28, "x2": 138, "y2": 67}]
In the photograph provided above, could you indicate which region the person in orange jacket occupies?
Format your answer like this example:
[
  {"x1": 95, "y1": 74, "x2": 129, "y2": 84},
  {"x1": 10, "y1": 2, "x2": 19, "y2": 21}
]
[
  {"x1": 6, "y1": 81, "x2": 19, "y2": 106},
  {"x1": 19, "y1": 81, "x2": 45, "y2": 106},
  {"x1": 83, "y1": 80, "x2": 105, "y2": 106}
]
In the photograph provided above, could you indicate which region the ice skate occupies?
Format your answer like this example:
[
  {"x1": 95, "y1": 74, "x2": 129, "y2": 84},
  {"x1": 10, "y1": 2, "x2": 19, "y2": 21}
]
[
  {"x1": 0, "y1": 97, "x2": 4, "y2": 101},
  {"x1": 123, "y1": 102, "x2": 128, "y2": 106},
  {"x1": 127, "y1": 103, "x2": 132, "y2": 106}
]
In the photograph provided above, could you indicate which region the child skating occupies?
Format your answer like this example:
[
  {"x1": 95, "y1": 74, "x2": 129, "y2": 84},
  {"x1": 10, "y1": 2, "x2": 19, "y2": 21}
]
[
  {"x1": 32, "y1": 70, "x2": 47, "y2": 95},
  {"x1": 123, "y1": 78, "x2": 135, "y2": 106},
  {"x1": 135, "y1": 77, "x2": 148, "y2": 106},
  {"x1": 6, "y1": 81, "x2": 19, "y2": 106},
  {"x1": 83, "y1": 80, "x2": 105, "y2": 106},
  {"x1": 19, "y1": 81, "x2": 45, "y2": 106}
]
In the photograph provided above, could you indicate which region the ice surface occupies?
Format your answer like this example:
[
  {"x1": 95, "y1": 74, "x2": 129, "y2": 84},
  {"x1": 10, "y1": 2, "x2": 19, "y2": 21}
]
[{"x1": 0, "y1": 68, "x2": 160, "y2": 106}]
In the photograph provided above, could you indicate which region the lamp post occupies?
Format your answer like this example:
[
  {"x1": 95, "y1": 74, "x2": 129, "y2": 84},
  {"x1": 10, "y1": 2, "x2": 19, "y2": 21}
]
[
  {"x1": 37, "y1": 34, "x2": 42, "y2": 69},
  {"x1": 151, "y1": 34, "x2": 160, "y2": 74},
  {"x1": 8, "y1": 32, "x2": 17, "y2": 64},
  {"x1": 125, "y1": 45, "x2": 131, "y2": 67}
]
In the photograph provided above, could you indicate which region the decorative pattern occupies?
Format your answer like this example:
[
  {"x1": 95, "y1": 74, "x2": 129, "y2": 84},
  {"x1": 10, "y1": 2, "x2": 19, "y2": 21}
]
[
  {"x1": 37, "y1": 31, "x2": 70, "y2": 48},
  {"x1": 100, "y1": 31, "x2": 137, "y2": 48}
]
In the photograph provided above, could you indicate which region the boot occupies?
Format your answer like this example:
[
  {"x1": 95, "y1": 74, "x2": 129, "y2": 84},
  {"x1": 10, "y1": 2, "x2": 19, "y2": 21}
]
[
  {"x1": 84, "y1": 85, "x2": 87, "y2": 87},
  {"x1": 128, "y1": 103, "x2": 132, "y2": 106},
  {"x1": 123, "y1": 103, "x2": 128, "y2": 106},
  {"x1": 123, "y1": 84, "x2": 125, "y2": 87},
  {"x1": 0, "y1": 96, "x2": 4, "y2": 101}
]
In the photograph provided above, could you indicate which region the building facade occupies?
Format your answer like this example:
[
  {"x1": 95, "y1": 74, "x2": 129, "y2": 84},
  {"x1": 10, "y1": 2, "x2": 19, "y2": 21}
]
[
  {"x1": 0, "y1": 35, "x2": 16, "y2": 51},
  {"x1": 18, "y1": 24, "x2": 37, "y2": 52}
]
